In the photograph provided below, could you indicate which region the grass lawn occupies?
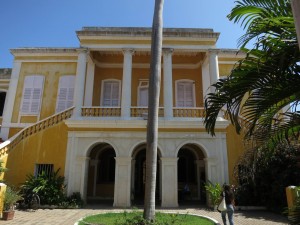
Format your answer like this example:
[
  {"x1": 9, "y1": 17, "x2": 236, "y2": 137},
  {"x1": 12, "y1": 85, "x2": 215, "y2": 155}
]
[{"x1": 78, "y1": 211, "x2": 215, "y2": 225}]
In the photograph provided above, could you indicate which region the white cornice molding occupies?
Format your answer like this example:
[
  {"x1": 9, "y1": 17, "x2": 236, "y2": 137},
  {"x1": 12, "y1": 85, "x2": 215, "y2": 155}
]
[
  {"x1": 93, "y1": 61, "x2": 202, "y2": 69},
  {"x1": 65, "y1": 118, "x2": 229, "y2": 129},
  {"x1": 10, "y1": 48, "x2": 78, "y2": 57},
  {"x1": 82, "y1": 44, "x2": 216, "y2": 51}
]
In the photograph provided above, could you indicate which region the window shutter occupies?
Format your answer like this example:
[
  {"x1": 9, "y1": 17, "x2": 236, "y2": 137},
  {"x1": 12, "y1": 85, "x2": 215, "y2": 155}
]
[
  {"x1": 21, "y1": 76, "x2": 44, "y2": 115},
  {"x1": 177, "y1": 83, "x2": 185, "y2": 107},
  {"x1": 139, "y1": 87, "x2": 148, "y2": 106},
  {"x1": 176, "y1": 81, "x2": 195, "y2": 107},
  {"x1": 101, "y1": 80, "x2": 121, "y2": 107},
  {"x1": 56, "y1": 76, "x2": 75, "y2": 113}
]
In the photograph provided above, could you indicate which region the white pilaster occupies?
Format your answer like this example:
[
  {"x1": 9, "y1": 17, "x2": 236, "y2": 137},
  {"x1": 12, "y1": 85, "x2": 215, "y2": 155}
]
[
  {"x1": 84, "y1": 55, "x2": 95, "y2": 106},
  {"x1": 121, "y1": 49, "x2": 134, "y2": 119},
  {"x1": 208, "y1": 50, "x2": 220, "y2": 93},
  {"x1": 73, "y1": 48, "x2": 87, "y2": 118},
  {"x1": 113, "y1": 157, "x2": 132, "y2": 207},
  {"x1": 161, "y1": 157, "x2": 178, "y2": 207},
  {"x1": 0, "y1": 61, "x2": 22, "y2": 140},
  {"x1": 163, "y1": 48, "x2": 173, "y2": 119}
]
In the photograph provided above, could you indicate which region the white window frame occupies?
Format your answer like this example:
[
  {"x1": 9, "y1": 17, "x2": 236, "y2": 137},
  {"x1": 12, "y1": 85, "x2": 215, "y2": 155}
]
[
  {"x1": 137, "y1": 79, "x2": 149, "y2": 107},
  {"x1": 19, "y1": 75, "x2": 44, "y2": 116},
  {"x1": 175, "y1": 79, "x2": 196, "y2": 107},
  {"x1": 55, "y1": 75, "x2": 75, "y2": 113},
  {"x1": 100, "y1": 79, "x2": 121, "y2": 107}
]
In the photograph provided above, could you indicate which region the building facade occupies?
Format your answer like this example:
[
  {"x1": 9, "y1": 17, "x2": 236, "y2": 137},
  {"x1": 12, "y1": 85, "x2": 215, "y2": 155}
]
[{"x1": 0, "y1": 27, "x2": 245, "y2": 207}]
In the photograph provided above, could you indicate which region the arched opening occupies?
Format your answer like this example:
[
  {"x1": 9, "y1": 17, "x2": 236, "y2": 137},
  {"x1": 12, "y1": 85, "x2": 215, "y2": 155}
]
[
  {"x1": 177, "y1": 144, "x2": 206, "y2": 204},
  {"x1": 131, "y1": 145, "x2": 161, "y2": 205},
  {"x1": 86, "y1": 143, "x2": 116, "y2": 204}
]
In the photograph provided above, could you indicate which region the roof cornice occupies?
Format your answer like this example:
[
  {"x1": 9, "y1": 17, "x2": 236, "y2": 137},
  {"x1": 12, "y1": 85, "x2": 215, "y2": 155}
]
[{"x1": 77, "y1": 27, "x2": 220, "y2": 40}]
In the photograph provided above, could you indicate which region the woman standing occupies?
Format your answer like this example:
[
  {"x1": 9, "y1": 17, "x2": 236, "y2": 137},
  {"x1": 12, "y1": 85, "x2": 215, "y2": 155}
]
[{"x1": 221, "y1": 184, "x2": 235, "y2": 225}]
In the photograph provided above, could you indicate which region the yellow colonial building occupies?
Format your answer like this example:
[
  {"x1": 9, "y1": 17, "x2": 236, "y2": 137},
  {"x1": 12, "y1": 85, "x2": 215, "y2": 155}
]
[{"x1": 0, "y1": 27, "x2": 245, "y2": 207}]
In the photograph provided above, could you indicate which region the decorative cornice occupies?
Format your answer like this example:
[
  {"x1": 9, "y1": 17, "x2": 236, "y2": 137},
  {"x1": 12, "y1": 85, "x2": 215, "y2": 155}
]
[
  {"x1": 10, "y1": 48, "x2": 78, "y2": 55},
  {"x1": 77, "y1": 27, "x2": 220, "y2": 40}
]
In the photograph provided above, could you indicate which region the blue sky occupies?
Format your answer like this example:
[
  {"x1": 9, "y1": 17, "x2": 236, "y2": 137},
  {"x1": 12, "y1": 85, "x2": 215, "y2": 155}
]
[{"x1": 0, "y1": 0, "x2": 245, "y2": 68}]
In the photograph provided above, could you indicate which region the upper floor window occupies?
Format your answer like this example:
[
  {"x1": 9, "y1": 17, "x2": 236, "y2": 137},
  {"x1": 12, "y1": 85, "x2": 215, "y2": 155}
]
[
  {"x1": 175, "y1": 79, "x2": 195, "y2": 107},
  {"x1": 138, "y1": 80, "x2": 149, "y2": 107},
  {"x1": 20, "y1": 75, "x2": 44, "y2": 115},
  {"x1": 56, "y1": 75, "x2": 75, "y2": 113},
  {"x1": 101, "y1": 79, "x2": 121, "y2": 107}
]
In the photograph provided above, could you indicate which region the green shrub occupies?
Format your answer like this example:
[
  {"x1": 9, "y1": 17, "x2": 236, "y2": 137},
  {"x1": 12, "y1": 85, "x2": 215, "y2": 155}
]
[
  {"x1": 204, "y1": 181, "x2": 222, "y2": 206},
  {"x1": 21, "y1": 169, "x2": 66, "y2": 205}
]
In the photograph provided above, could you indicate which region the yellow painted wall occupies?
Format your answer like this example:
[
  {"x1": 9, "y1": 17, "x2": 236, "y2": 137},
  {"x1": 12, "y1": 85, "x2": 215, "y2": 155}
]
[
  {"x1": 219, "y1": 64, "x2": 236, "y2": 76},
  {"x1": 8, "y1": 128, "x2": 22, "y2": 139},
  {"x1": 20, "y1": 116, "x2": 38, "y2": 123},
  {"x1": 11, "y1": 62, "x2": 77, "y2": 123},
  {"x1": 3, "y1": 122, "x2": 68, "y2": 187},
  {"x1": 226, "y1": 124, "x2": 246, "y2": 183}
]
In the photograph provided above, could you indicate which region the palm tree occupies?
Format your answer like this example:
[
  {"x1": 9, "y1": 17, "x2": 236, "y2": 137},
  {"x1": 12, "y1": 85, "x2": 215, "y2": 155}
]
[
  {"x1": 143, "y1": 0, "x2": 164, "y2": 221},
  {"x1": 204, "y1": 0, "x2": 300, "y2": 146}
]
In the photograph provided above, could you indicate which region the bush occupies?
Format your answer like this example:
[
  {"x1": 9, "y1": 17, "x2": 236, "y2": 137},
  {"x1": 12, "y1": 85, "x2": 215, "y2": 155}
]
[
  {"x1": 235, "y1": 142, "x2": 300, "y2": 211},
  {"x1": 20, "y1": 169, "x2": 66, "y2": 206},
  {"x1": 204, "y1": 181, "x2": 222, "y2": 206}
]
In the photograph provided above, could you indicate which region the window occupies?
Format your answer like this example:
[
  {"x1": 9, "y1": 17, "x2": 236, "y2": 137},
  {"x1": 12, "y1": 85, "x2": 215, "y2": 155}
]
[
  {"x1": 34, "y1": 164, "x2": 54, "y2": 178},
  {"x1": 20, "y1": 75, "x2": 44, "y2": 114},
  {"x1": 101, "y1": 80, "x2": 121, "y2": 107},
  {"x1": 176, "y1": 80, "x2": 195, "y2": 107},
  {"x1": 138, "y1": 80, "x2": 149, "y2": 106},
  {"x1": 56, "y1": 75, "x2": 75, "y2": 113}
]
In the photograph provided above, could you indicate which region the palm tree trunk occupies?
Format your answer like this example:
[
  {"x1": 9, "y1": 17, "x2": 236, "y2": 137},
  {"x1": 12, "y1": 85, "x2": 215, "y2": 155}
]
[
  {"x1": 291, "y1": 0, "x2": 300, "y2": 49},
  {"x1": 143, "y1": 0, "x2": 164, "y2": 221}
]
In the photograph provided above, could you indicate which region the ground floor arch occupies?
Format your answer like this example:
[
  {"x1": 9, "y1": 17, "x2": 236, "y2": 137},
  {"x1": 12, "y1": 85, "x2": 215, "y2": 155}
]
[
  {"x1": 86, "y1": 143, "x2": 116, "y2": 203},
  {"x1": 131, "y1": 144, "x2": 161, "y2": 205},
  {"x1": 177, "y1": 144, "x2": 206, "y2": 204}
]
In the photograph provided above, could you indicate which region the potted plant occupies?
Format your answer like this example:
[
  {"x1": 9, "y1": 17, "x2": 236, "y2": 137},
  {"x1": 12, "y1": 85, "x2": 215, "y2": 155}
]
[
  {"x1": 2, "y1": 186, "x2": 22, "y2": 220},
  {"x1": 204, "y1": 181, "x2": 222, "y2": 210}
]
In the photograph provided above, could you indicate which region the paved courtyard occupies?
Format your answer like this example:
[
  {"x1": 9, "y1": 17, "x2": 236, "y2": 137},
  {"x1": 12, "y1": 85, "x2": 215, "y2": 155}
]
[{"x1": 0, "y1": 205, "x2": 289, "y2": 225}]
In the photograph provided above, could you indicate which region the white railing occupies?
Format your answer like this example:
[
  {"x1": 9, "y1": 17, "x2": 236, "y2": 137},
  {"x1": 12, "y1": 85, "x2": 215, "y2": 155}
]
[
  {"x1": 173, "y1": 107, "x2": 205, "y2": 118},
  {"x1": 0, "y1": 107, "x2": 74, "y2": 158},
  {"x1": 81, "y1": 107, "x2": 121, "y2": 117}
]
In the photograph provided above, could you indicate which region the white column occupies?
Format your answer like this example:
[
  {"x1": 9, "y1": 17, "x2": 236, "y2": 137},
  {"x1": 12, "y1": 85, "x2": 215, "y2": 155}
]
[
  {"x1": 80, "y1": 156, "x2": 90, "y2": 202},
  {"x1": 163, "y1": 48, "x2": 173, "y2": 119},
  {"x1": 208, "y1": 50, "x2": 220, "y2": 93},
  {"x1": 161, "y1": 157, "x2": 178, "y2": 207},
  {"x1": 195, "y1": 160, "x2": 204, "y2": 200},
  {"x1": 90, "y1": 159, "x2": 98, "y2": 197},
  {"x1": 84, "y1": 55, "x2": 95, "y2": 106},
  {"x1": 131, "y1": 159, "x2": 136, "y2": 201},
  {"x1": 201, "y1": 56, "x2": 210, "y2": 99},
  {"x1": 121, "y1": 49, "x2": 134, "y2": 119},
  {"x1": 0, "y1": 61, "x2": 22, "y2": 140},
  {"x1": 72, "y1": 48, "x2": 87, "y2": 118},
  {"x1": 113, "y1": 157, "x2": 132, "y2": 207}
]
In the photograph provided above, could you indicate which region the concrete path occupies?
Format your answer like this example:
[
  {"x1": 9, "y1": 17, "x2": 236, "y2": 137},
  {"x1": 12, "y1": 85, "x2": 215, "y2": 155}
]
[{"x1": 0, "y1": 206, "x2": 289, "y2": 225}]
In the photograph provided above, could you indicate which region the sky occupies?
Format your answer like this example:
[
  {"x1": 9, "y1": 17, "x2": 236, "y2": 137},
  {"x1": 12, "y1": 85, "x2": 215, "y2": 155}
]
[{"x1": 0, "y1": 0, "x2": 245, "y2": 68}]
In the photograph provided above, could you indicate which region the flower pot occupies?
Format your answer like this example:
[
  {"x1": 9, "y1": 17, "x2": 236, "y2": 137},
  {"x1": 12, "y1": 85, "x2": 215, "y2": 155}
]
[{"x1": 2, "y1": 210, "x2": 15, "y2": 220}]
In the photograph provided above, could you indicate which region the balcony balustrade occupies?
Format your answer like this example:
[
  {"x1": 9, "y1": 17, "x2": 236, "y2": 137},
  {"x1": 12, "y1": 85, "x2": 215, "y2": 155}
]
[{"x1": 81, "y1": 107, "x2": 205, "y2": 118}]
